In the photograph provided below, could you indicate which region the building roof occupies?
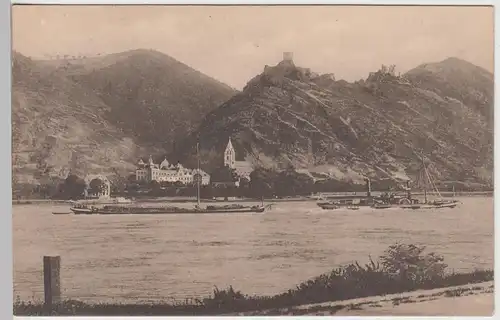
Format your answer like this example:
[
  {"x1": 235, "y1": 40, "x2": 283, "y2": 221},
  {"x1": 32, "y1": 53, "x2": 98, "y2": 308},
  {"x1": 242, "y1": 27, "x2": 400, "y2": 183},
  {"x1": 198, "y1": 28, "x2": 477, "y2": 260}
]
[
  {"x1": 234, "y1": 160, "x2": 253, "y2": 171},
  {"x1": 160, "y1": 158, "x2": 170, "y2": 169},
  {"x1": 225, "y1": 138, "x2": 234, "y2": 151}
]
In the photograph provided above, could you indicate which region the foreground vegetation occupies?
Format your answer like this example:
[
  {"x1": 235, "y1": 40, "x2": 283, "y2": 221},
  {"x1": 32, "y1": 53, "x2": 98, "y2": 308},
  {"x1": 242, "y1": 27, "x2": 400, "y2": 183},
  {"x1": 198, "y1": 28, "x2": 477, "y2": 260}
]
[{"x1": 14, "y1": 243, "x2": 493, "y2": 316}]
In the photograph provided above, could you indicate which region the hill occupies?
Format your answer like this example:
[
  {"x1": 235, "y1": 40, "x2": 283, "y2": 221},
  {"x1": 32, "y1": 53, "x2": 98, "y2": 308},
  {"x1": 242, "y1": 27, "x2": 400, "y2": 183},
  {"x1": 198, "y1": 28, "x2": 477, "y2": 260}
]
[
  {"x1": 405, "y1": 57, "x2": 493, "y2": 124},
  {"x1": 174, "y1": 57, "x2": 493, "y2": 187},
  {"x1": 11, "y1": 50, "x2": 236, "y2": 186}
]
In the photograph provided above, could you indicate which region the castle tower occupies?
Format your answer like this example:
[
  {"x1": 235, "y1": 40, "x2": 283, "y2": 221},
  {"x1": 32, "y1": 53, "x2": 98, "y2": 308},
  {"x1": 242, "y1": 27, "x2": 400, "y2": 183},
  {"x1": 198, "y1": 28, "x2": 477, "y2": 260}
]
[
  {"x1": 224, "y1": 138, "x2": 236, "y2": 169},
  {"x1": 283, "y1": 52, "x2": 294, "y2": 61}
]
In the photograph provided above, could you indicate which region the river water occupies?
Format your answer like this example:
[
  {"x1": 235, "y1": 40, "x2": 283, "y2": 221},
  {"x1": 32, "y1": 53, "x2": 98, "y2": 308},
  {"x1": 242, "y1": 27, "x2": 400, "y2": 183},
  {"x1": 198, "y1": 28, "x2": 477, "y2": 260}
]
[{"x1": 13, "y1": 197, "x2": 493, "y2": 303}]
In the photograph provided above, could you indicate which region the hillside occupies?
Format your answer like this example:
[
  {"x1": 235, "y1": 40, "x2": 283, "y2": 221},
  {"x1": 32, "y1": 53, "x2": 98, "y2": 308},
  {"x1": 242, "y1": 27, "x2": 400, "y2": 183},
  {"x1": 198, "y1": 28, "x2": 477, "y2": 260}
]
[
  {"x1": 11, "y1": 50, "x2": 236, "y2": 185},
  {"x1": 175, "y1": 57, "x2": 493, "y2": 187},
  {"x1": 405, "y1": 57, "x2": 493, "y2": 125}
]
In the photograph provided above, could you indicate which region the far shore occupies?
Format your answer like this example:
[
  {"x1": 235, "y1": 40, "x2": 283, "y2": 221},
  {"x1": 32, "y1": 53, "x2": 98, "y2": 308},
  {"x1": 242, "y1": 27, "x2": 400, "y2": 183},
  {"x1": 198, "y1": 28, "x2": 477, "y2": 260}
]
[{"x1": 12, "y1": 191, "x2": 493, "y2": 206}]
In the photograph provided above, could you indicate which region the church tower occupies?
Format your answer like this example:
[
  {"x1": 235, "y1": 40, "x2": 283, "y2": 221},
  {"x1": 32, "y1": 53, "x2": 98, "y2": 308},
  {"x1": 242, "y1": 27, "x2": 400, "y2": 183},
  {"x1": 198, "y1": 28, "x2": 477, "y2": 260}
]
[{"x1": 224, "y1": 138, "x2": 236, "y2": 169}]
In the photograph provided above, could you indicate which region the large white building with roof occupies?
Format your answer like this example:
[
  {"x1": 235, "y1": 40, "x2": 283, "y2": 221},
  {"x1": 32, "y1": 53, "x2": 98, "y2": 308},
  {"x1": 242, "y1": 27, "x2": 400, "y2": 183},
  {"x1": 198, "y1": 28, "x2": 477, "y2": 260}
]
[{"x1": 135, "y1": 155, "x2": 210, "y2": 185}]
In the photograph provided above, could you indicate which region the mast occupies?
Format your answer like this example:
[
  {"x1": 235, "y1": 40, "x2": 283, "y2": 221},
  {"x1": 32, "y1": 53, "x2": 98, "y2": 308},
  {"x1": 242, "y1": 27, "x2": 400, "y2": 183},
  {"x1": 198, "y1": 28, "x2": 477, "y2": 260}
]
[
  {"x1": 421, "y1": 154, "x2": 427, "y2": 204},
  {"x1": 406, "y1": 180, "x2": 411, "y2": 200},
  {"x1": 365, "y1": 177, "x2": 372, "y2": 198},
  {"x1": 196, "y1": 142, "x2": 201, "y2": 207}
]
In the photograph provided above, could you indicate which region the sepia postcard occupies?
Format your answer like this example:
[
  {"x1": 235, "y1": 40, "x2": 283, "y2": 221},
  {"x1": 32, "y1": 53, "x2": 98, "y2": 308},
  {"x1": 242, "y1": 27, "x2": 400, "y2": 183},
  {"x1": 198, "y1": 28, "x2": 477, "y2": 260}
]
[{"x1": 11, "y1": 4, "x2": 494, "y2": 316}]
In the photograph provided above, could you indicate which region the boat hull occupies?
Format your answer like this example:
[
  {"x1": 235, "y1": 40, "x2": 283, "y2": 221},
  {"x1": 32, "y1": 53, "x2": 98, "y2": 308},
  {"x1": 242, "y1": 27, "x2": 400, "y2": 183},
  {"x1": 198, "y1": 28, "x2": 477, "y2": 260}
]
[
  {"x1": 70, "y1": 208, "x2": 95, "y2": 214},
  {"x1": 374, "y1": 201, "x2": 458, "y2": 210},
  {"x1": 418, "y1": 202, "x2": 458, "y2": 209},
  {"x1": 70, "y1": 206, "x2": 266, "y2": 215},
  {"x1": 372, "y1": 204, "x2": 394, "y2": 209},
  {"x1": 317, "y1": 201, "x2": 372, "y2": 210},
  {"x1": 318, "y1": 204, "x2": 340, "y2": 210}
]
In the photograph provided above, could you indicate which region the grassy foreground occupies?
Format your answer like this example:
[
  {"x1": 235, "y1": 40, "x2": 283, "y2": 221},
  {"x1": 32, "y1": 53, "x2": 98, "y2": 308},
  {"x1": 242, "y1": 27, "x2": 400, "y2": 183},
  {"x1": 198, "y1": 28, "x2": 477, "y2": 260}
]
[{"x1": 14, "y1": 244, "x2": 493, "y2": 316}]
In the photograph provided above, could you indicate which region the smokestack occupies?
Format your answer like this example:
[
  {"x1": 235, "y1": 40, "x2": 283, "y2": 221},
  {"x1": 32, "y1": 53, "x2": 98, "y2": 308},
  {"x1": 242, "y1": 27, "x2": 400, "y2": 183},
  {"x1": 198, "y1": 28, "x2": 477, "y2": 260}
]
[
  {"x1": 365, "y1": 178, "x2": 371, "y2": 197},
  {"x1": 406, "y1": 180, "x2": 412, "y2": 200}
]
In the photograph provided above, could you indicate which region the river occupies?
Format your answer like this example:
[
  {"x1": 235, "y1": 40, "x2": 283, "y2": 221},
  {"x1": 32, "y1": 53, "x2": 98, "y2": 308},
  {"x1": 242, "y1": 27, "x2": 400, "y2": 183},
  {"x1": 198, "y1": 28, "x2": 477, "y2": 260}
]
[{"x1": 13, "y1": 197, "x2": 493, "y2": 303}]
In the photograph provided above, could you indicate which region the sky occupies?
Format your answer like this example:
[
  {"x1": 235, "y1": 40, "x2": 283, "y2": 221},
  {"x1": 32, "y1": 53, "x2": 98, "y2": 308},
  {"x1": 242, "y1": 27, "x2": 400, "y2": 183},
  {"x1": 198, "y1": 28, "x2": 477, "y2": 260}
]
[{"x1": 12, "y1": 5, "x2": 494, "y2": 89}]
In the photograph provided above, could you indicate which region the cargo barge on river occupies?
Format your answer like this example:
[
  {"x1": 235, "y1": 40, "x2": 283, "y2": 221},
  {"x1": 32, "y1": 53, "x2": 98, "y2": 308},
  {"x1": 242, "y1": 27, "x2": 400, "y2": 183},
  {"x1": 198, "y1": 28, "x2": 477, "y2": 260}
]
[{"x1": 69, "y1": 203, "x2": 268, "y2": 215}]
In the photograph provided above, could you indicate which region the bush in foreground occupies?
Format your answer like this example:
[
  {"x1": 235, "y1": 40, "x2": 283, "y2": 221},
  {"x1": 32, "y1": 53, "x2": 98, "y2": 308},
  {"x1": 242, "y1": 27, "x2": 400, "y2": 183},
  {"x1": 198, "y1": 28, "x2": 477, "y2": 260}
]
[{"x1": 14, "y1": 243, "x2": 493, "y2": 316}]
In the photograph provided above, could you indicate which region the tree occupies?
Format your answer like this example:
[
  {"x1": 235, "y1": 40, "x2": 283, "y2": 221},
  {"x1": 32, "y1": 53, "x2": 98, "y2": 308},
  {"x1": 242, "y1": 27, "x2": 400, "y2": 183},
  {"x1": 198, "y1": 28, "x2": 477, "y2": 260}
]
[
  {"x1": 239, "y1": 177, "x2": 250, "y2": 190},
  {"x1": 174, "y1": 181, "x2": 184, "y2": 187},
  {"x1": 274, "y1": 168, "x2": 314, "y2": 197},
  {"x1": 314, "y1": 179, "x2": 366, "y2": 193},
  {"x1": 160, "y1": 180, "x2": 174, "y2": 188},
  {"x1": 148, "y1": 180, "x2": 162, "y2": 196},
  {"x1": 110, "y1": 176, "x2": 127, "y2": 195},
  {"x1": 210, "y1": 165, "x2": 238, "y2": 183},
  {"x1": 249, "y1": 167, "x2": 278, "y2": 198},
  {"x1": 200, "y1": 185, "x2": 214, "y2": 199},
  {"x1": 60, "y1": 174, "x2": 86, "y2": 200},
  {"x1": 37, "y1": 176, "x2": 64, "y2": 199},
  {"x1": 88, "y1": 178, "x2": 107, "y2": 196},
  {"x1": 127, "y1": 174, "x2": 136, "y2": 183},
  {"x1": 149, "y1": 180, "x2": 161, "y2": 190}
]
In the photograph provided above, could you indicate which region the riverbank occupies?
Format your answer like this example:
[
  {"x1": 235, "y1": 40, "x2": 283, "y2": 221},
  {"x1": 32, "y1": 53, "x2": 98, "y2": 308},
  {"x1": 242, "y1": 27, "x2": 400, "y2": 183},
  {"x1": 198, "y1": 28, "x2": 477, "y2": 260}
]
[
  {"x1": 233, "y1": 281, "x2": 494, "y2": 316},
  {"x1": 12, "y1": 199, "x2": 69, "y2": 205},
  {"x1": 11, "y1": 191, "x2": 493, "y2": 206},
  {"x1": 13, "y1": 244, "x2": 494, "y2": 316},
  {"x1": 13, "y1": 271, "x2": 493, "y2": 316}
]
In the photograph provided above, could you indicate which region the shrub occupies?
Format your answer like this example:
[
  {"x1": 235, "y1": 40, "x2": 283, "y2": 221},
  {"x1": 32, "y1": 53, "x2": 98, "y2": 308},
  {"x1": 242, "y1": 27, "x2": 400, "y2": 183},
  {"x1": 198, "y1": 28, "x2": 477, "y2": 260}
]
[{"x1": 380, "y1": 243, "x2": 447, "y2": 283}]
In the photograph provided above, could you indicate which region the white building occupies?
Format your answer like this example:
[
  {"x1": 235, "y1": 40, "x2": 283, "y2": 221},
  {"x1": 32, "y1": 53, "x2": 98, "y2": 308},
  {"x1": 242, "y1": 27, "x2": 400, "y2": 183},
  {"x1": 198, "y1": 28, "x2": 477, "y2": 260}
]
[
  {"x1": 135, "y1": 155, "x2": 210, "y2": 185},
  {"x1": 224, "y1": 138, "x2": 253, "y2": 180}
]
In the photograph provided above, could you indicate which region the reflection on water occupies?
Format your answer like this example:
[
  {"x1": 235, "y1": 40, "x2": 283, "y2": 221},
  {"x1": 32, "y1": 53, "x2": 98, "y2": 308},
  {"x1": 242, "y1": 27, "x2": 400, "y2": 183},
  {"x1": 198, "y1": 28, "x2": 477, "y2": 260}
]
[{"x1": 13, "y1": 197, "x2": 493, "y2": 303}]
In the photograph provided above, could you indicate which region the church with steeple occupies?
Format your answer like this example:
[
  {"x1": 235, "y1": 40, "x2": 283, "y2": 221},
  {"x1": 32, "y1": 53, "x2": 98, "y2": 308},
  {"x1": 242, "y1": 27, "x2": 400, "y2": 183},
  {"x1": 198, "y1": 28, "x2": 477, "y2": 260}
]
[{"x1": 223, "y1": 137, "x2": 253, "y2": 180}]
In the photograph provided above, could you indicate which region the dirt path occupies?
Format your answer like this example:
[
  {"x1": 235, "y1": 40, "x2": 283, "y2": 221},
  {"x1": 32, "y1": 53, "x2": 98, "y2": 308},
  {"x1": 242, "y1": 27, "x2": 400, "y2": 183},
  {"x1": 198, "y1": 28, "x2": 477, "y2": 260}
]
[
  {"x1": 232, "y1": 281, "x2": 494, "y2": 316},
  {"x1": 333, "y1": 292, "x2": 493, "y2": 316}
]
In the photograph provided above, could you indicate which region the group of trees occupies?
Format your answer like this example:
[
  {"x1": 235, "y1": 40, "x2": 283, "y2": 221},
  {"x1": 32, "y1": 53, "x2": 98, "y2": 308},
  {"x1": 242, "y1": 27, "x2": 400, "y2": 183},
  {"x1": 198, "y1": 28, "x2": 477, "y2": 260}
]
[
  {"x1": 247, "y1": 167, "x2": 314, "y2": 198},
  {"x1": 12, "y1": 174, "x2": 110, "y2": 200},
  {"x1": 12, "y1": 163, "x2": 493, "y2": 200},
  {"x1": 205, "y1": 165, "x2": 365, "y2": 198},
  {"x1": 55, "y1": 175, "x2": 109, "y2": 200}
]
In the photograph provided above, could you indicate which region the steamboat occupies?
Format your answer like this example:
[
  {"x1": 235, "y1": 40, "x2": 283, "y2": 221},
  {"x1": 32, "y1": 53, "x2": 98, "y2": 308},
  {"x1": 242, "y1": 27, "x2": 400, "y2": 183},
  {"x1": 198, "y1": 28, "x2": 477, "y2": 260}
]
[{"x1": 318, "y1": 154, "x2": 459, "y2": 210}]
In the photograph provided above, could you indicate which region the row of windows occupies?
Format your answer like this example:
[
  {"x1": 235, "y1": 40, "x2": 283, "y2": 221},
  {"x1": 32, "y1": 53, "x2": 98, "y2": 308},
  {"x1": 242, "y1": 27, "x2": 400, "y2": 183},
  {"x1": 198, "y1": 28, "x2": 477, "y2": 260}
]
[{"x1": 137, "y1": 170, "x2": 208, "y2": 177}]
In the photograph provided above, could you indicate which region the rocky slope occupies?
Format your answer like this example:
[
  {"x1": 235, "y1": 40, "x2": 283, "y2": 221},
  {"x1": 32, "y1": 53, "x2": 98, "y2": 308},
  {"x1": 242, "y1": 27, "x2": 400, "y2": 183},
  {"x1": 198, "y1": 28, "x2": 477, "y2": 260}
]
[
  {"x1": 175, "y1": 58, "x2": 493, "y2": 186},
  {"x1": 12, "y1": 50, "x2": 235, "y2": 184}
]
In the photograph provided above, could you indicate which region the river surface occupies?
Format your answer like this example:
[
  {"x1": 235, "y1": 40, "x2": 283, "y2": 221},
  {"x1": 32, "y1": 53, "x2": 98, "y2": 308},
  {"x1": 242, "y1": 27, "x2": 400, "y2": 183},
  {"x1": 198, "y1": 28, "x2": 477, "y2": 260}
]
[{"x1": 13, "y1": 197, "x2": 493, "y2": 303}]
